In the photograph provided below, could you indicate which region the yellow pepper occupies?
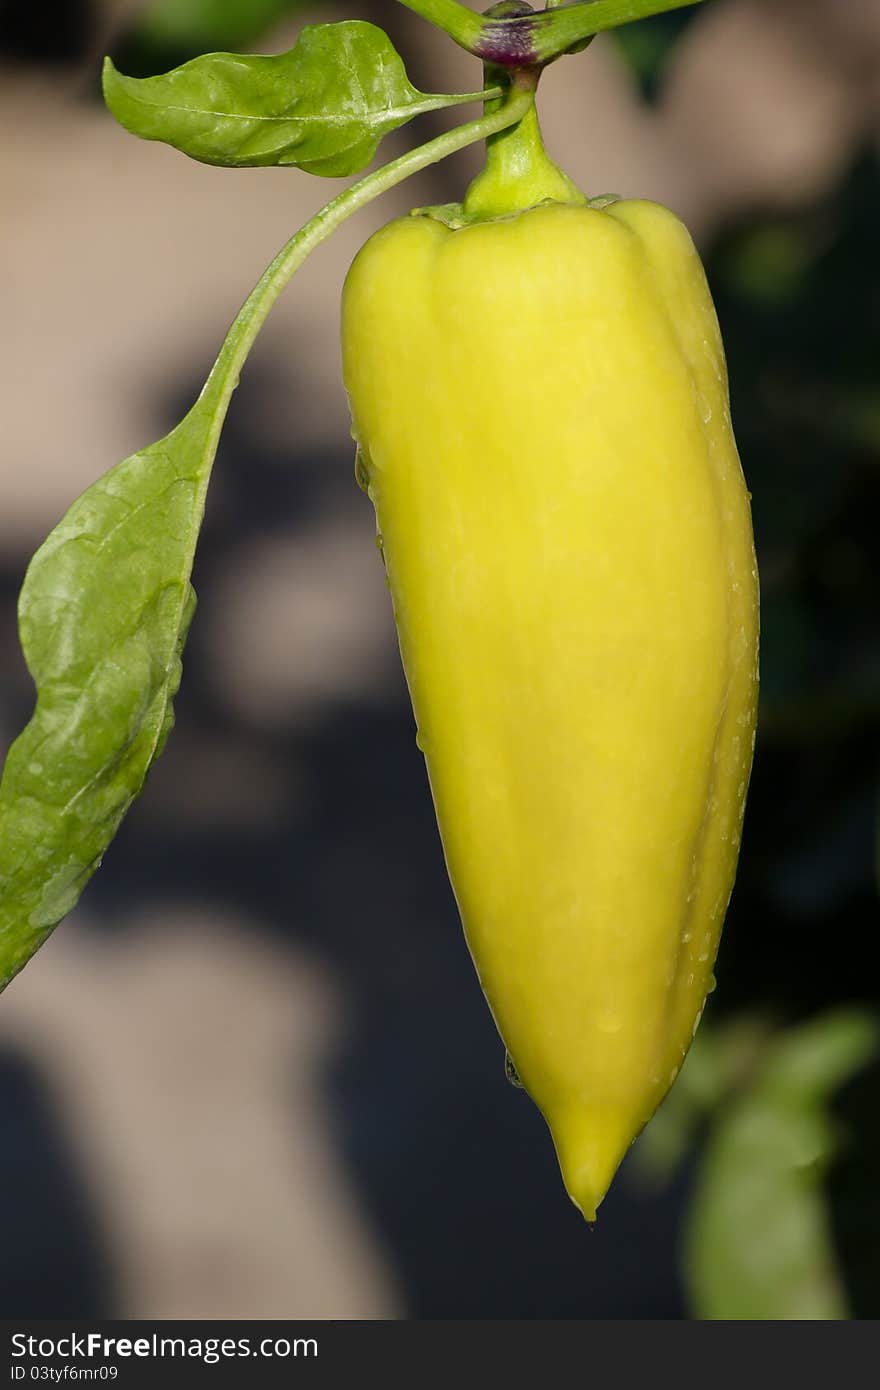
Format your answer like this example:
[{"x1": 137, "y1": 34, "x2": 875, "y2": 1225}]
[{"x1": 341, "y1": 102, "x2": 759, "y2": 1220}]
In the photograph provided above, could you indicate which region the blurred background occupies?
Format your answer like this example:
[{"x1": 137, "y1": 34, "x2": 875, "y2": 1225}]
[{"x1": 1, "y1": 0, "x2": 879, "y2": 1320}]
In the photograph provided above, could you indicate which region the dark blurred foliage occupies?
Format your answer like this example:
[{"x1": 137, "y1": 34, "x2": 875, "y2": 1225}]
[
  {"x1": 831, "y1": 1055, "x2": 880, "y2": 1318},
  {"x1": 1, "y1": 0, "x2": 878, "y2": 1319},
  {"x1": 615, "y1": 7, "x2": 880, "y2": 1320},
  {"x1": 0, "y1": 0, "x2": 91, "y2": 61},
  {"x1": 707, "y1": 154, "x2": 880, "y2": 1317},
  {"x1": 610, "y1": 6, "x2": 697, "y2": 100},
  {"x1": 0, "y1": 1049, "x2": 113, "y2": 1316}
]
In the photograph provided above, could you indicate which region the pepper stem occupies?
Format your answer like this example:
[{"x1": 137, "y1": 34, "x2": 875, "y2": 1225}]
[{"x1": 462, "y1": 72, "x2": 585, "y2": 218}]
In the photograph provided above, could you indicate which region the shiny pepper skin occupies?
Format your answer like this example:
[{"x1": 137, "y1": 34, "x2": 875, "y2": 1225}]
[{"x1": 341, "y1": 196, "x2": 759, "y2": 1220}]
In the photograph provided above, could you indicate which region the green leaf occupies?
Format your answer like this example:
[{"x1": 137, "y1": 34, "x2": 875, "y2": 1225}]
[
  {"x1": 0, "y1": 75, "x2": 533, "y2": 993},
  {"x1": 103, "y1": 20, "x2": 494, "y2": 176},
  {"x1": 684, "y1": 1010, "x2": 879, "y2": 1320},
  {"x1": 0, "y1": 394, "x2": 225, "y2": 990}
]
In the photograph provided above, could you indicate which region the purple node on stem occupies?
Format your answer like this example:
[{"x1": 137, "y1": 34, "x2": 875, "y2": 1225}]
[{"x1": 474, "y1": 19, "x2": 539, "y2": 67}]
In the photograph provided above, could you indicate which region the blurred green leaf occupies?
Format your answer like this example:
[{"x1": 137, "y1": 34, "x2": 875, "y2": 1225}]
[
  {"x1": 635, "y1": 1016, "x2": 771, "y2": 1185},
  {"x1": 138, "y1": 0, "x2": 307, "y2": 53},
  {"x1": 720, "y1": 222, "x2": 825, "y2": 310},
  {"x1": 684, "y1": 1010, "x2": 878, "y2": 1320},
  {"x1": 609, "y1": 10, "x2": 697, "y2": 100}
]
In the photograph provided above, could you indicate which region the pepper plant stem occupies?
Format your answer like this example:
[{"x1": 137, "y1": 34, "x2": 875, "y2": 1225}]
[
  {"x1": 463, "y1": 94, "x2": 585, "y2": 217},
  {"x1": 393, "y1": 0, "x2": 485, "y2": 53},
  {"x1": 393, "y1": 0, "x2": 705, "y2": 67}
]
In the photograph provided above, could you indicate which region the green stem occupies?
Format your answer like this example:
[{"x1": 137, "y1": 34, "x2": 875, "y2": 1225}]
[
  {"x1": 393, "y1": 0, "x2": 485, "y2": 53},
  {"x1": 530, "y1": 0, "x2": 704, "y2": 61},
  {"x1": 394, "y1": 0, "x2": 705, "y2": 66},
  {"x1": 420, "y1": 85, "x2": 505, "y2": 113},
  {"x1": 463, "y1": 95, "x2": 585, "y2": 217},
  {"x1": 195, "y1": 78, "x2": 536, "y2": 443}
]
